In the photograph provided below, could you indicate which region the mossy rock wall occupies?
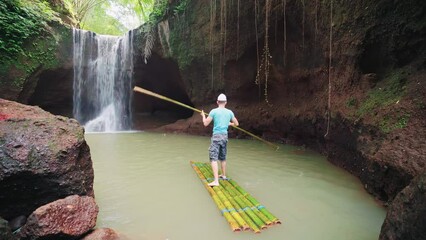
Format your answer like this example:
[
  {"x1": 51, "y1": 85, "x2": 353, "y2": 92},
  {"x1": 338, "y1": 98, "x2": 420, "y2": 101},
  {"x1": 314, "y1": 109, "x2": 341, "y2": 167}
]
[
  {"x1": 154, "y1": 0, "x2": 425, "y2": 104},
  {"x1": 0, "y1": 0, "x2": 73, "y2": 104},
  {"x1": 0, "y1": 25, "x2": 73, "y2": 103}
]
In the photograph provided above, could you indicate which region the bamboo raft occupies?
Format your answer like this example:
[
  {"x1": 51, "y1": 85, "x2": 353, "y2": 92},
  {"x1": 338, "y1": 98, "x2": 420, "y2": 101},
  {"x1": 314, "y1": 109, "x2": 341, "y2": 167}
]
[{"x1": 190, "y1": 161, "x2": 281, "y2": 233}]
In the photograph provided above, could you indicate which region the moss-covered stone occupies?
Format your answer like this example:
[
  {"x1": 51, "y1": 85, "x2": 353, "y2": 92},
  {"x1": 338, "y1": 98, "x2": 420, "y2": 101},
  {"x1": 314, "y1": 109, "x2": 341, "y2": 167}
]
[{"x1": 0, "y1": 0, "x2": 73, "y2": 102}]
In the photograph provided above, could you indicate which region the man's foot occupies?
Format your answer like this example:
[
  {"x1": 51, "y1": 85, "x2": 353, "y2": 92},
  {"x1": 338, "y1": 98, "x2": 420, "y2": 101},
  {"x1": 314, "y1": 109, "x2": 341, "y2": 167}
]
[
  {"x1": 219, "y1": 175, "x2": 228, "y2": 180},
  {"x1": 208, "y1": 181, "x2": 219, "y2": 187}
]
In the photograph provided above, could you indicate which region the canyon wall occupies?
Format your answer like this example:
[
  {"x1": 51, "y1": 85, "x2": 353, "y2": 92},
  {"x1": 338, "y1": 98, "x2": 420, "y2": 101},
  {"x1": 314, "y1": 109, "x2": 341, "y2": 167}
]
[{"x1": 145, "y1": 0, "x2": 426, "y2": 203}]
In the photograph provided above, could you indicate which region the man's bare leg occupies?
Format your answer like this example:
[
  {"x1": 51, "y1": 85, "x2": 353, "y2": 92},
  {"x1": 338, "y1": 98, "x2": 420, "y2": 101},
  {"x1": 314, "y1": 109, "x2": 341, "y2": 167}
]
[
  {"x1": 208, "y1": 160, "x2": 220, "y2": 186},
  {"x1": 219, "y1": 160, "x2": 227, "y2": 179}
]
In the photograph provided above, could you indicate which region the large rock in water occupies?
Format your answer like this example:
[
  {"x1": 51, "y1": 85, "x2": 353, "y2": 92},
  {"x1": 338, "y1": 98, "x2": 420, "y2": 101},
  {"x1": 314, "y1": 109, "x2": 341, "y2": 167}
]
[
  {"x1": 0, "y1": 99, "x2": 94, "y2": 220},
  {"x1": 379, "y1": 172, "x2": 426, "y2": 240},
  {"x1": 18, "y1": 195, "x2": 98, "y2": 240}
]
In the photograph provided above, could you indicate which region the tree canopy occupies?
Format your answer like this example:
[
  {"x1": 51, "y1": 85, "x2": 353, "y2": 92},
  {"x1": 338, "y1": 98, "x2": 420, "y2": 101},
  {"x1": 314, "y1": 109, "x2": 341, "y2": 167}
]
[{"x1": 64, "y1": 0, "x2": 157, "y2": 35}]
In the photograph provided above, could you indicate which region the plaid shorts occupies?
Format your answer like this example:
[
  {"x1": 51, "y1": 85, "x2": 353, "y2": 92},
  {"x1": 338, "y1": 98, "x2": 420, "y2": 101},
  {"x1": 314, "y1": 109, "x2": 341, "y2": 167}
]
[{"x1": 209, "y1": 134, "x2": 228, "y2": 161}]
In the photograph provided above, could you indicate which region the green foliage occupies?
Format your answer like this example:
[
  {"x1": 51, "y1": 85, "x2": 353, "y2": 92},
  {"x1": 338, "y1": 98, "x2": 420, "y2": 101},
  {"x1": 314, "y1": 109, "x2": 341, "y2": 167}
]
[
  {"x1": 79, "y1": 3, "x2": 127, "y2": 35},
  {"x1": 378, "y1": 113, "x2": 410, "y2": 133},
  {"x1": 395, "y1": 114, "x2": 410, "y2": 129},
  {"x1": 62, "y1": 0, "x2": 162, "y2": 35},
  {"x1": 357, "y1": 68, "x2": 409, "y2": 116},
  {"x1": 417, "y1": 101, "x2": 425, "y2": 110},
  {"x1": 173, "y1": 0, "x2": 190, "y2": 16},
  {"x1": 0, "y1": 31, "x2": 60, "y2": 90},
  {"x1": 0, "y1": 0, "x2": 60, "y2": 62},
  {"x1": 0, "y1": 0, "x2": 65, "y2": 93},
  {"x1": 346, "y1": 97, "x2": 357, "y2": 108},
  {"x1": 126, "y1": 0, "x2": 155, "y2": 23},
  {"x1": 148, "y1": 0, "x2": 168, "y2": 24},
  {"x1": 355, "y1": 67, "x2": 414, "y2": 133}
]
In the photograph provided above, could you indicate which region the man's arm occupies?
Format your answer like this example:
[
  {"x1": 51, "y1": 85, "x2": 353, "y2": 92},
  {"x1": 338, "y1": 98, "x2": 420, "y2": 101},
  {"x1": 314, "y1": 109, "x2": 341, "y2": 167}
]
[
  {"x1": 229, "y1": 117, "x2": 239, "y2": 127},
  {"x1": 201, "y1": 110, "x2": 213, "y2": 126}
]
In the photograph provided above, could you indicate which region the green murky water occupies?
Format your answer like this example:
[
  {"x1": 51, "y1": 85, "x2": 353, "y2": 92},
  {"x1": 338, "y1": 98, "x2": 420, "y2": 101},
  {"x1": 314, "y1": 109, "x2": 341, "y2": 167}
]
[{"x1": 85, "y1": 132, "x2": 385, "y2": 240}]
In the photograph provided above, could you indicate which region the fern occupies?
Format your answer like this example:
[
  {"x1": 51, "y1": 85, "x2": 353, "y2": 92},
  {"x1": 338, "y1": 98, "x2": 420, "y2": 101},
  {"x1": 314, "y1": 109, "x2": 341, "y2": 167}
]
[{"x1": 143, "y1": 23, "x2": 156, "y2": 63}]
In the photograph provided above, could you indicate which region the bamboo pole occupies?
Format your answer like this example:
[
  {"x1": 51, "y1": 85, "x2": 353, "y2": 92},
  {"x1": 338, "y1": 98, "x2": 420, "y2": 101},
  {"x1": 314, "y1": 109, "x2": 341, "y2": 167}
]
[
  {"x1": 196, "y1": 163, "x2": 250, "y2": 231},
  {"x1": 228, "y1": 178, "x2": 281, "y2": 224},
  {"x1": 191, "y1": 161, "x2": 281, "y2": 233},
  {"x1": 217, "y1": 178, "x2": 272, "y2": 226},
  {"x1": 197, "y1": 163, "x2": 262, "y2": 233},
  {"x1": 133, "y1": 86, "x2": 280, "y2": 150},
  {"x1": 201, "y1": 163, "x2": 272, "y2": 227},
  {"x1": 200, "y1": 162, "x2": 280, "y2": 224},
  {"x1": 220, "y1": 186, "x2": 261, "y2": 232},
  {"x1": 190, "y1": 162, "x2": 242, "y2": 232}
]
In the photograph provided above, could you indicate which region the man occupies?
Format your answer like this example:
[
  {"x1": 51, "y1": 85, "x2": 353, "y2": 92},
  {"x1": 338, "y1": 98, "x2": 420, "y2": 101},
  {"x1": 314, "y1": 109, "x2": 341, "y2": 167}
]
[{"x1": 201, "y1": 93, "x2": 239, "y2": 187}]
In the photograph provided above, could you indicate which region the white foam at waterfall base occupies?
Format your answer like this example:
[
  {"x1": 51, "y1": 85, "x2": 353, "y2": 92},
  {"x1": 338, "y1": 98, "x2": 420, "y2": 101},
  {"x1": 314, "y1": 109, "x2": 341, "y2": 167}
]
[{"x1": 84, "y1": 104, "x2": 118, "y2": 132}]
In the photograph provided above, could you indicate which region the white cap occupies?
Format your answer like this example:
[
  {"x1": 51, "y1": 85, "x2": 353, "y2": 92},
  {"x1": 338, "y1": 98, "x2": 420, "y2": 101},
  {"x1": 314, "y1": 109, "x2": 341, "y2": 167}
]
[{"x1": 217, "y1": 93, "x2": 227, "y2": 102}]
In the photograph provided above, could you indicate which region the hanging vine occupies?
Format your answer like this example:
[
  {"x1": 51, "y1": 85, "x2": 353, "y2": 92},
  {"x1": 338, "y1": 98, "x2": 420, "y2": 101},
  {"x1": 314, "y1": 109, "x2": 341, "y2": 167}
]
[
  {"x1": 282, "y1": 0, "x2": 287, "y2": 67},
  {"x1": 301, "y1": 0, "x2": 305, "y2": 50},
  {"x1": 143, "y1": 24, "x2": 156, "y2": 64},
  {"x1": 224, "y1": 0, "x2": 227, "y2": 84},
  {"x1": 325, "y1": 0, "x2": 333, "y2": 137},
  {"x1": 254, "y1": 0, "x2": 261, "y2": 99},
  {"x1": 255, "y1": 0, "x2": 273, "y2": 104},
  {"x1": 210, "y1": 0, "x2": 216, "y2": 88},
  {"x1": 315, "y1": 0, "x2": 319, "y2": 41},
  {"x1": 275, "y1": 10, "x2": 278, "y2": 45},
  {"x1": 236, "y1": 0, "x2": 240, "y2": 59},
  {"x1": 219, "y1": 0, "x2": 226, "y2": 83}
]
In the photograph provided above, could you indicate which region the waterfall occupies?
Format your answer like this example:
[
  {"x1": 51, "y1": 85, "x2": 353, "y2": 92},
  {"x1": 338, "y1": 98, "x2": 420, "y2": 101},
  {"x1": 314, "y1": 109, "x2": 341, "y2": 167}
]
[{"x1": 72, "y1": 29, "x2": 134, "y2": 132}]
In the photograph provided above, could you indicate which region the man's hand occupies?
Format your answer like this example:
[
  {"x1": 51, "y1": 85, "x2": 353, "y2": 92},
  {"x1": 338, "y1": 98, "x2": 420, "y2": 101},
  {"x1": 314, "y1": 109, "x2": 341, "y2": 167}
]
[{"x1": 201, "y1": 110, "x2": 212, "y2": 127}]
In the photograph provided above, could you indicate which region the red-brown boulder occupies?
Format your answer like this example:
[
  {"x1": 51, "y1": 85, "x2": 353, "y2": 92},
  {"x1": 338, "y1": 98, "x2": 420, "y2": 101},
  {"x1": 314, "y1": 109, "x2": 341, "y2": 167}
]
[
  {"x1": 0, "y1": 99, "x2": 94, "y2": 220},
  {"x1": 82, "y1": 228, "x2": 124, "y2": 240},
  {"x1": 18, "y1": 195, "x2": 98, "y2": 239}
]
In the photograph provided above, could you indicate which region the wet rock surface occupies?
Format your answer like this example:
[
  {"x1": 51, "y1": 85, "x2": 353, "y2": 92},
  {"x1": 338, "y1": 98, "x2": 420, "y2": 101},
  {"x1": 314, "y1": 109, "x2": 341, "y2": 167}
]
[
  {"x1": 0, "y1": 99, "x2": 94, "y2": 220},
  {"x1": 379, "y1": 173, "x2": 426, "y2": 240},
  {"x1": 82, "y1": 228, "x2": 123, "y2": 240},
  {"x1": 18, "y1": 195, "x2": 98, "y2": 240},
  {"x1": 0, "y1": 217, "x2": 15, "y2": 240}
]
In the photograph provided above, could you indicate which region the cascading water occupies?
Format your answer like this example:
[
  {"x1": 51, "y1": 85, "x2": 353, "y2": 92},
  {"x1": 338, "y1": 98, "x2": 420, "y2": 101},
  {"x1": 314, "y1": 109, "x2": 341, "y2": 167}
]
[{"x1": 72, "y1": 29, "x2": 134, "y2": 132}]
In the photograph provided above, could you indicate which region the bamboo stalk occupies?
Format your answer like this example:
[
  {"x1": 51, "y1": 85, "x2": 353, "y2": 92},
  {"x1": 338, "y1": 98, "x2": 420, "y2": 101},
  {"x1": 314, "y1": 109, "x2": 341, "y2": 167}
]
[
  {"x1": 220, "y1": 178, "x2": 272, "y2": 226},
  {"x1": 191, "y1": 161, "x2": 281, "y2": 234},
  {"x1": 197, "y1": 163, "x2": 262, "y2": 233},
  {"x1": 228, "y1": 178, "x2": 281, "y2": 224},
  {"x1": 196, "y1": 163, "x2": 250, "y2": 230},
  {"x1": 220, "y1": 186, "x2": 260, "y2": 232},
  {"x1": 190, "y1": 162, "x2": 242, "y2": 232},
  {"x1": 201, "y1": 163, "x2": 272, "y2": 227},
  {"x1": 133, "y1": 86, "x2": 280, "y2": 150},
  {"x1": 200, "y1": 162, "x2": 280, "y2": 224}
]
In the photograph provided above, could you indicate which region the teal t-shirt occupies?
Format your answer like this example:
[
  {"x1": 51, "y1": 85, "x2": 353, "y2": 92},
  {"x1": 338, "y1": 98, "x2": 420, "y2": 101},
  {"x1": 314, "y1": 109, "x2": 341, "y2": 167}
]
[{"x1": 209, "y1": 107, "x2": 235, "y2": 135}]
